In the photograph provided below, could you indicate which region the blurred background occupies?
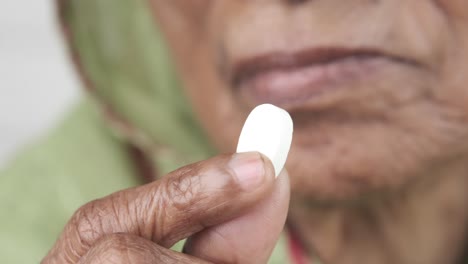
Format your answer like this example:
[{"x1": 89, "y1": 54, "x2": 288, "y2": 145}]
[{"x1": 0, "y1": 0, "x2": 80, "y2": 168}]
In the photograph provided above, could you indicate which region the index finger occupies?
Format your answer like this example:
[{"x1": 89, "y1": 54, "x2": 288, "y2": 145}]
[{"x1": 43, "y1": 152, "x2": 276, "y2": 263}]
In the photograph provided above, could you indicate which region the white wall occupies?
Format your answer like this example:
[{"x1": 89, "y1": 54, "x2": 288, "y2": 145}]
[{"x1": 0, "y1": 0, "x2": 80, "y2": 167}]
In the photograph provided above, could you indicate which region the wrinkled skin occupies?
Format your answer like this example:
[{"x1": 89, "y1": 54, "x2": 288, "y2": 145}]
[
  {"x1": 150, "y1": 0, "x2": 468, "y2": 201},
  {"x1": 149, "y1": 1, "x2": 468, "y2": 263},
  {"x1": 43, "y1": 153, "x2": 290, "y2": 263},
  {"x1": 44, "y1": 1, "x2": 468, "y2": 264}
]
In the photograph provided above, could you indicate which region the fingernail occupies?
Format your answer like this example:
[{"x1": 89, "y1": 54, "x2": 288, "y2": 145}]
[{"x1": 229, "y1": 152, "x2": 266, "y2": 191}]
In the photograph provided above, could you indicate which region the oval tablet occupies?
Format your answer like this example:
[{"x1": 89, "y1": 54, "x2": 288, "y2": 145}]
[{"x1": 236, "y1": 104, "x2": 293, "y2": 177}]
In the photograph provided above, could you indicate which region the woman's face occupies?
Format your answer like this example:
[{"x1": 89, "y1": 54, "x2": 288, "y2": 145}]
[{"x1": 150, "y1": 1, "x2": 468, "y2": 202}]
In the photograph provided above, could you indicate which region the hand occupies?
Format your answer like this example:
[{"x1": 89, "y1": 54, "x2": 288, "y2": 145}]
[{"x1": 42, "y1": 152, "x2": 290, "y2": 264}]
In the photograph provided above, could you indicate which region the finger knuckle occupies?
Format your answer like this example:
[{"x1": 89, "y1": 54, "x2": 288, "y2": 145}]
[
  {"x1": 147, "y1": 168, "x2": 206, "y2": 243},
  {"x1": 71, "y1": 204, "x2": 100, "y2": 246},
  {"x1": 163, "y1": 167, "x2": 204, "y2": 210},
  {"x1": 71, "y1": 199, "x2": 111, "y2": 247}
]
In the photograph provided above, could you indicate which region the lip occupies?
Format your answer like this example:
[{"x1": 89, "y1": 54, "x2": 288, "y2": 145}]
[{"x1": 230, "y1": 47, "x2": 417, "y2": 108}]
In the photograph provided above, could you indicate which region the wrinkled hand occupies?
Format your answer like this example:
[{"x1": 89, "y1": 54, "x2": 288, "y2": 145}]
[{"x1": 42, "y1": 152, "x2": 290, "y2": 264}]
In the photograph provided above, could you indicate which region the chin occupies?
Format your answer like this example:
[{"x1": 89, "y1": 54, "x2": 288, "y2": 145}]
[{"x1": 283, "y1": 84, "x2": 468, "y2": 204}]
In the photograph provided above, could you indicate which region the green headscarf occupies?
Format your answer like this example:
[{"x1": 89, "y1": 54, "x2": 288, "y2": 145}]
[
  {"x1": 59, "y1": 0, "x2": 215, "y2": 175},
  {"x1": 0, "y1": 1, "x2": 289, "y2": 263}
]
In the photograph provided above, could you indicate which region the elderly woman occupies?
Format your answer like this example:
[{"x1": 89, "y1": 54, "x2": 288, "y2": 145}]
[{"x1": 2, "y1": 0, "x2": 468, "y2": 263}]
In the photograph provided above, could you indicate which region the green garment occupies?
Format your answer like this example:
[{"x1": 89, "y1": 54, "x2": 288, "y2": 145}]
[{"x1": 0, "y1": 0, "x2": 290, "y2": 263}]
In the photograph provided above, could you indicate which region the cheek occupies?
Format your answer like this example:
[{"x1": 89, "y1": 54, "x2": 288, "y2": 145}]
[
  {"x1": 433, "y1": 26, "x2": 468, "y2": 115},
  {"x1": 171, "y1": 31, "x2": 247, "y2": 152},
  {"x1": 438, "y1": 60, "x2": 468, "y2": 116},
  {"x1": 183, "y1": 61, "x2": 246, "y2": 152},
  {"x1": 151, "y1": 0, "x2": 211, "y2": 24},
  {"x1": 149, "y1": 1, "x2": 245, "y2": 151}
]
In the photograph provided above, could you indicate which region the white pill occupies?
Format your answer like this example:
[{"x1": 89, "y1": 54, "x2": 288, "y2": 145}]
[{"x1": 236, "y1": 104, "x2": 293, "y2": 177}]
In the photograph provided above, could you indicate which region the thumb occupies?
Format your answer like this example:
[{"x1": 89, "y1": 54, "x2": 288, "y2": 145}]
[{"x1": 183, "y1": 169, "x2": 291, "y2": 264}]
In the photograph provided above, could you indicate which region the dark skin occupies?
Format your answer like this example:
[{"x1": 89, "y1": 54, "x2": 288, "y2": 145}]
[
  {"x1": 43, "y1": 153, "x2": 290, "y2": 263},
  {"x1": 44, "y1": 0, "x2": 468, "y2": 263}
]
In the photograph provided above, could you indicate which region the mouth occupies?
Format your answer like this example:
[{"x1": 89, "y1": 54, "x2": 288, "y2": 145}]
[{"x1": 230, "y1": 47, "x2": 417, "y2": 108}]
